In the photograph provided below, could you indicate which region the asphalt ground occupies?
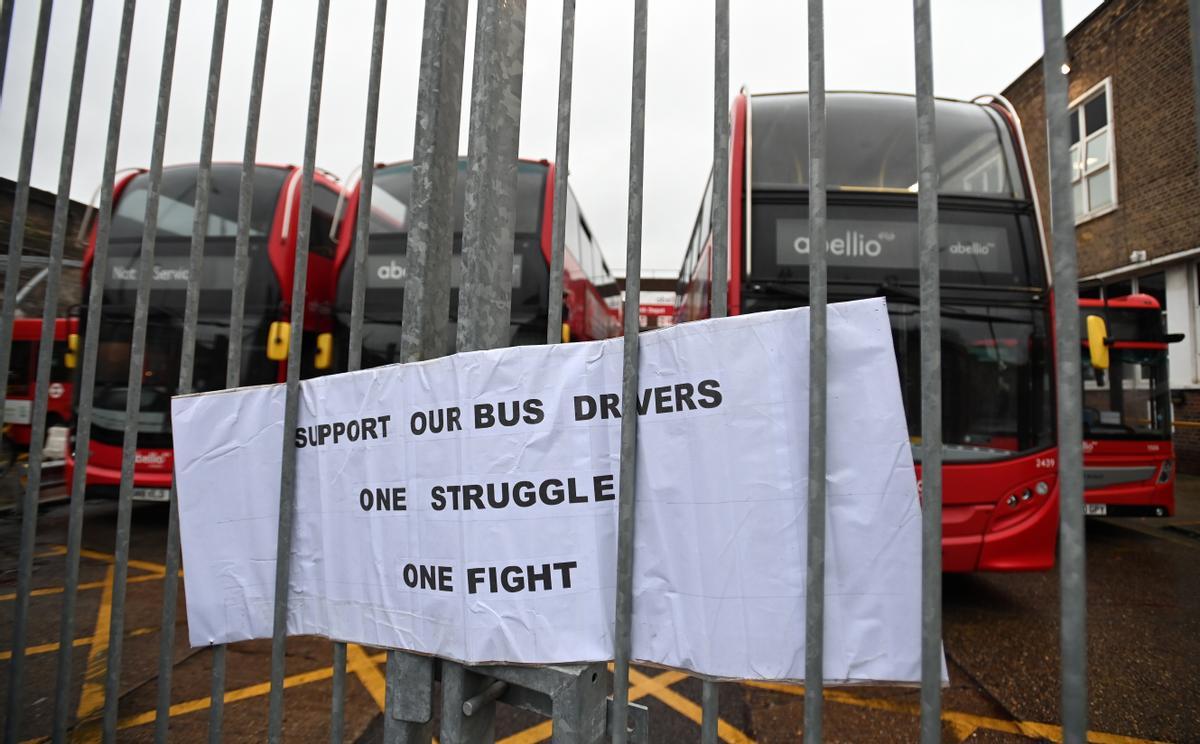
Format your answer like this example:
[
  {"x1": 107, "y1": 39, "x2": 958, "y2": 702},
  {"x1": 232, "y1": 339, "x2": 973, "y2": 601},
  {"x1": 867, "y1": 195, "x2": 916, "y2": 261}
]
[{"x1": 0, "y1": 475, "x2": 1196, "y2": 742}]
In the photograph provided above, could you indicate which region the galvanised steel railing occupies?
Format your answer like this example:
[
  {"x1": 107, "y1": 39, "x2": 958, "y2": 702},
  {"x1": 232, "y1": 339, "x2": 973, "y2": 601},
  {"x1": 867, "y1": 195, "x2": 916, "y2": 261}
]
[{"x1": 0, "y1": 0, "x2": 1140, "y2": 741}]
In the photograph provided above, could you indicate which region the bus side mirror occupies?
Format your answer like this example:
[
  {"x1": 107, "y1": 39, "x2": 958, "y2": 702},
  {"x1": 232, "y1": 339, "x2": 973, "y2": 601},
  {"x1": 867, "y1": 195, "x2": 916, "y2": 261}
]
[
  {"x1": 1166, "y1": 332, "x2": 1186, "y2": 343},
  {"x1": 66, "y1": 332, "x2": 80, "y2": 369},
  {"x1": 561, "y1": 322, "x2": 571, "y2": 344},
  {"x1": 267, "y1": 321, "x2": 291, "y2": 361},
  {"x1": 315, "y1": 332, "x2": 332, "y2": 370},
  {"x1": 1086, "y1": 315, "x2": 1109, "y2": 370}
]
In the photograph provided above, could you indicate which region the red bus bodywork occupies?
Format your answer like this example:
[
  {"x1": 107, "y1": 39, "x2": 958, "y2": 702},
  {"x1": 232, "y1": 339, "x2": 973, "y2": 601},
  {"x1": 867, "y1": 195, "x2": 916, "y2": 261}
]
[
  {"x1": 3, "y1": 317, "x2": 77, "y2": 448},
  {"x1": 66, "y1": 164, "x2": 341, "y2": 498},
  {"x1": 677, "y1": 91, "x2": 1059, "y2": 572},
  {"x1": 331, "y1": 158, "x2": 621, "y2": 360},
  {"x1": 1079, "y1": 294, "x2": 1175, "y2": 516}
]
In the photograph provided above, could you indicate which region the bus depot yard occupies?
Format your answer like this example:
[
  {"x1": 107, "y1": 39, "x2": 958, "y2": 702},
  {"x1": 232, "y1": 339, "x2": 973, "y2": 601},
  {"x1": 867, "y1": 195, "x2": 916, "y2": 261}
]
[{"x1": 0, "y1": 471, "x2": 1196, "y2": 743}]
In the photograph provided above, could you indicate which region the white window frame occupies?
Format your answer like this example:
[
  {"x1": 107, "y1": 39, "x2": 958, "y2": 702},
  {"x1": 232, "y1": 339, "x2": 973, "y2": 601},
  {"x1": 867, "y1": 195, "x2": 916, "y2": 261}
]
[{"x1": 1069, "y1": 78, "x2": 1118, "y2": 224}]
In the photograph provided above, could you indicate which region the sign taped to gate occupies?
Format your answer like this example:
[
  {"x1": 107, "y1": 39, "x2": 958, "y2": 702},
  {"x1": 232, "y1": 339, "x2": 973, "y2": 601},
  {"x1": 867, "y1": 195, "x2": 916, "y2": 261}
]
[{"x1": 172, "y1": 298, "x2": 936, "y2": 683}]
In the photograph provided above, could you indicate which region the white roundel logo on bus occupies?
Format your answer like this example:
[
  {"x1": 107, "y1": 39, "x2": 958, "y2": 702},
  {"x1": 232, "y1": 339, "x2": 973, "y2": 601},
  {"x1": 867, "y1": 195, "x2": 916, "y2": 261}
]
[{"x1": 48, "y1": 383, "x2": 65, "y2": 399}]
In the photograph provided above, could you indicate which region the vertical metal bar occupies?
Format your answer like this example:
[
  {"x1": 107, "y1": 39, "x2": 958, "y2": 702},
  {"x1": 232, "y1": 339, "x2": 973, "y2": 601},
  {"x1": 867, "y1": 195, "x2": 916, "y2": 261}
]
[
  {"x1": 545, "y1": 0, "x2": 575, "y2": 346},
  {"x1": 329, "y1": 642, "x2": 347, "y2": 744},
  {"x1": 4, "y1": 2, "x2": 91, "y2": 741},
  {"x1": 400, "y1": 0, "x2": 469, "y2": 364},
  {"x1": 611, "y1": 1, "x2": 648, "y2": 741},
  {"x1": 0, "y1": 0, "x2": 52, "y2": 485},
  {"x1": 267, "y1": 2, "x2": 330, "y2": 740},
  {"x1": 456, "y1": 0, "x2": 528, "y2": 354},
  {"x1": 912, "y1": 1, "x2": 942, "y2": 742},
  {"x1": 1190, "y1": 0, "x2": 1200, "y2": 189},
  {"x1": 346, "y1": 0, "x2": 388, "y2": 374},
  {"x1": 803, "y1": 1, "x2": 827, "y2": 742},
  {"x1": 388, "y1": 2, "x2": 467, "y2": 736},
  {"x1": 211, "y1": 3, "x2": 273, "y2": 735},
  {"x1": 52, "y1": 3, "x2": 136, "y2": 741},
  {"x1": 335, "y1": 2, "x2": 387, "y2": 738},
  {"x1": 154, "y1": 3, "x2": 228, "y2": 742},
  {"x1": 102, "y1": 2, "x2": 183, "y2": 740},
  {"x1": 709, "y1": 0, "x2": 729, "y2": 321},
  {"x1": 1041, "y1": 2, "x2": 1087, "y2": 742},
  {"x1": 0, "y1": 0, "x2": 15, "y2": 103},
  {"x1": 701, "y1": 3, "x2": 729, "y2": 739}
]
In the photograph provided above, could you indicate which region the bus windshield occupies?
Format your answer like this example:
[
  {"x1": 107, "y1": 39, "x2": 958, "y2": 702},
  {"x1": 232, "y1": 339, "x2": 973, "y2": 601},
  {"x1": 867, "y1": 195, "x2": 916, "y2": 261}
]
[
  {"x1": 366, "y1": 161, "x2": 547, "y2": 235},
  {"x1": 1079, "y1": 302, "x2": 1171, "y2": 440},
  {"x1": 111, "y1": 164, "x2": 287, "y2": 239},
  {"x1": 751, "y1": 92, "x2": 1026, "y2": 198}
]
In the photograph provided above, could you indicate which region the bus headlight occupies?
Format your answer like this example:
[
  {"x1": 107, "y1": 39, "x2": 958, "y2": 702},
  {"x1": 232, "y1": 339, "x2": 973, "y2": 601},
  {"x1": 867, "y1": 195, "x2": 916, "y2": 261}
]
[
  {"x1": 1158, "y1": 459, "x2": 1173, "y2": 484},
  {"x1": 1035, "y1": 481, "x2": 1049, "y2": 496}
]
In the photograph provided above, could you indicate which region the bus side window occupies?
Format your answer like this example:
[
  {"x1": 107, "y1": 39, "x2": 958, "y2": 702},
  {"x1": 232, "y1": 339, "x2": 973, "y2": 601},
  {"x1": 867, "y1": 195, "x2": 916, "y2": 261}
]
[{"x1": 309, "y1": 185, "x2": 341, "y2": 259}]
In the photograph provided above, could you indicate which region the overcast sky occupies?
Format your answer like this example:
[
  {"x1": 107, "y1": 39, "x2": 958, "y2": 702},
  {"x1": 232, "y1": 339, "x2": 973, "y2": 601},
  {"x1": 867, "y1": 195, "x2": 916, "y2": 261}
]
[{"x1": 1, "y1": 0, "x2": 1102, "y2": 275}]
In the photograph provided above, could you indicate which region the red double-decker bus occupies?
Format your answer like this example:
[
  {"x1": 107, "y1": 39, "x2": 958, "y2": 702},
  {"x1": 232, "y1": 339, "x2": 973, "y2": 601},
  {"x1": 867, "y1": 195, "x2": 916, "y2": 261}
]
[
  {"x1": 1080, "y1": 293, "x2": 1179, "y2": 516},
  {"x1": 331, "y1": 158, "x2": 621, "y2": 367},
  {"x1": 3, "y1": 317, "x2": 77, "y2": 449},
  {"x1": 66, "y1": 163, "x2": 342, "y2": 502},
  {"x1": 677, "y1": 91, "x2": 1058, "y2": 571}
]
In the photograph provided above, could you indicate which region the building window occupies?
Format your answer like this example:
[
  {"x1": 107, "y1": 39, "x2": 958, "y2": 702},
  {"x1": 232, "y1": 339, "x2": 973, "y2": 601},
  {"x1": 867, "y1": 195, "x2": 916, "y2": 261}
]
[{"x1": 1069, "y1": 79, "x2": 1116, "y2": 222}]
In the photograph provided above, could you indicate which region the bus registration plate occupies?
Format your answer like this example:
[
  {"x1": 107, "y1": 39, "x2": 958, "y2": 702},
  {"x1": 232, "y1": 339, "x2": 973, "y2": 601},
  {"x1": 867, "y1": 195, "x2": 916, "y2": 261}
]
[
  {"x1": 1085, "y1": 503, "x2": 1107, "y2": 516},
  {"x1": 133, "y1": 488, "x2": 171, "y2": 503}
]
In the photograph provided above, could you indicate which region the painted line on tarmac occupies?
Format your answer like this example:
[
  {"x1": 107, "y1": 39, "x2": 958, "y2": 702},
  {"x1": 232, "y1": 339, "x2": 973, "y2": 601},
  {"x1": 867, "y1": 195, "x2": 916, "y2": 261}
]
[
  {"x1": 1, "y1": 544, "x2": 173, "y2": 602},
  {"x1": 72, "y1": 565, "x2": 116, "y2": 743},
  {"x1": 347, "y1": 643, "x2": 387, "y2": 711},
  {"x1": 497, "y1": 668, "x2": 691, "y2": 744},
  {"x1": 745, "y1": 680, "x2": 1169, "y2": 744},
  {"x1": 114, "y1": 649, "x2": 389, "y2": 730},
  {"x1": 629, "y1": 668, "x2": 755, "y2": 744},
  {"x1": 0, "y1": 571, "x2": 168, "y2": 602},
  {"x1": 0, "y1": 625, "x2": 155, "y2": 661}
]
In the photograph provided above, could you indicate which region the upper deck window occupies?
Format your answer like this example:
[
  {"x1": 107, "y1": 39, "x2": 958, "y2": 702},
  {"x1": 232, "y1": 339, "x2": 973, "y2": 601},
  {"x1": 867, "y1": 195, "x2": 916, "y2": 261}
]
[
  {"x1": 1069, "y1": 79, "x2": 1116, "y2": 222},
  {"x1": 750, "y1": 93, "x2": 1025, "y2": 199},
  {"x1": 369, "y1": 161, "x2": 547, "y2": 236},
  {"x1": 110, "y1": 164, "x2": 288, "y2": 240}
]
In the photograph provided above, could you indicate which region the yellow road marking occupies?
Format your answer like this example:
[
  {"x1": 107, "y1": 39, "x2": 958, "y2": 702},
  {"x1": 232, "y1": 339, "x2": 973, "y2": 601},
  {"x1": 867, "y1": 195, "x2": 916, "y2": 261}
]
[
  {"x1": 2, "y1": 545, "x2": 172, "y2": 603},
  {"x1": 628, "y1": 668, "x2": 755, "y2": 744},
  {"x1": 348, "y1": 644, "x2": 388, "y2": 711},
  {"x1": 0, "y1": 625, "x2": 156, "y2": 661},
  {"x1": 0, "y1": 570, "x2": 169, "y2": 602},
  {"x1": 115, "y1": 651, "x2": 388, "y2": 730},
  {"x1": 498, "y1": 669, "x2": 691, "y2": 744},
  {"x1": 746, "y1": 681, "x2": 1169, "y2": 744},
  {"x1": 72, "y1": 546, "x2": 168, "y2": 575},
  {"x1": 73, "y1": 566, "x2": 115, "y2": 743}
]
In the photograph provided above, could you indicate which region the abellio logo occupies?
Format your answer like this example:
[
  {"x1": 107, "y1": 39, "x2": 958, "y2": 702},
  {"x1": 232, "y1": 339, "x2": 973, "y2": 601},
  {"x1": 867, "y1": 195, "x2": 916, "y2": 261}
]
[
  {"x1": 793, "y1": 230, "x2": 888, "y2": 258},
  {"x1": 376, "y1": 260, "x2": 406, "y2": 281},
  {"x1": 135, "y1": 450, "x2": 171, "y2": 469}
]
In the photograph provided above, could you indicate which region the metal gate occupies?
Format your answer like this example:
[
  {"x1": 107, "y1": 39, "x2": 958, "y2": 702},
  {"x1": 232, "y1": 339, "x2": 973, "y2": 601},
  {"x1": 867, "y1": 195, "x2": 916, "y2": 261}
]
[{"x1": 2, "y1": 0, "x2": 1194, "y2": 741}]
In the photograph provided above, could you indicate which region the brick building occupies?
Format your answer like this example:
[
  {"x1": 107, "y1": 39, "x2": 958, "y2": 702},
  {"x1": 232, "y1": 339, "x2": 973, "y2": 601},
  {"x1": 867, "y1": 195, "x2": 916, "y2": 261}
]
[
  {"x1": 0, "y1": 178, "x2": 87, "y2": 315},
  {"x1": 1002, "y1": 0, "x2": 1200, "y2": 470}
]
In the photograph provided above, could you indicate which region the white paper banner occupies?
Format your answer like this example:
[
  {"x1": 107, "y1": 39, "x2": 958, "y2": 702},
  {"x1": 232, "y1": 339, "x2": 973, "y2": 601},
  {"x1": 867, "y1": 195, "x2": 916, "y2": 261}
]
[{"x1": 172, "y1": 298, "x2": 933, "y2": 683}]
